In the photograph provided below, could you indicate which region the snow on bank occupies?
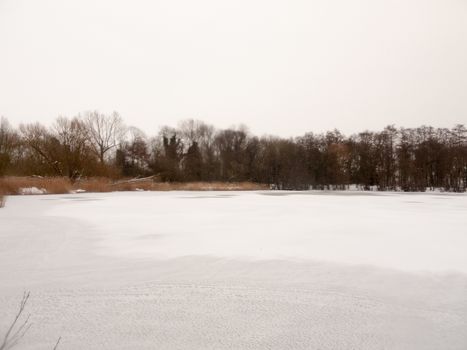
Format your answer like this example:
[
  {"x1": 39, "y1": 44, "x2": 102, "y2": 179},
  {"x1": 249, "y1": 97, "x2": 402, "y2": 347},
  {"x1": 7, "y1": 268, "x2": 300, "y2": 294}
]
[
  {"x1": 19, "y1": 186, "x2": 47, "y2": 195},
  {"x1": 0, "y1": 192, "x2": 466, "y2": 349}
]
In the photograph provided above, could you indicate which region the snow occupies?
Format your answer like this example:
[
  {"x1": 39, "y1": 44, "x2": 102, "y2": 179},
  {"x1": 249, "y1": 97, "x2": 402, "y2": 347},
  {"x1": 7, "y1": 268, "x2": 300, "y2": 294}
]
[
  {"x1": 1, "y1": 191, "x2": 466, "y2": 349},
  {"x1": 70, "y1": 189, "x2": 86, "y2": 193},
  {"x1": 19, "y1": 186, "x2": 47, "y2": 195}
]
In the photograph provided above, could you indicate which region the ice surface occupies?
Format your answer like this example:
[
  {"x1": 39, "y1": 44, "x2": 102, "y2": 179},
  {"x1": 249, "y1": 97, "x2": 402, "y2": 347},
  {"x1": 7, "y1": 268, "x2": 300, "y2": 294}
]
[
  {"x1": 38, "y1": 191, "x2": 467, "y2": 272},
  {"x1": 0, "y1": 191, "x2": 466, "y2": 349}
]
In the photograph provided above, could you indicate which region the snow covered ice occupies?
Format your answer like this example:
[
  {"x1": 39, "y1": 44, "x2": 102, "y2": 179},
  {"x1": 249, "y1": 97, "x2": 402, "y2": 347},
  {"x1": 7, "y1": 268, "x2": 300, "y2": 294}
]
[{"x1": 1, "y1": 191, "x2": 467, "y2": 349}]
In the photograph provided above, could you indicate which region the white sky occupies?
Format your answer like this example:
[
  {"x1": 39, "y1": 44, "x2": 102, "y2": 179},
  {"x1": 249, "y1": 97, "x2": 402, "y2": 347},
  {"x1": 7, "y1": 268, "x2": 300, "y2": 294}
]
[{"x1": 0, "y1": 0, "x2": 466, "y2": 137}]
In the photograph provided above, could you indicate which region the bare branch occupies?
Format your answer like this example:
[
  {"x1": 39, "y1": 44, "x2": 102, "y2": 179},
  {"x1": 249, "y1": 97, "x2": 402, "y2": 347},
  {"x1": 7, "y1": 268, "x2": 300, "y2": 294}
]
[
  {"x1": 0, "y1": 292, "x2": 31, "y2": 350},
  {"x1": 52, "y1": 336, "x2": 62, "y2": 350}
]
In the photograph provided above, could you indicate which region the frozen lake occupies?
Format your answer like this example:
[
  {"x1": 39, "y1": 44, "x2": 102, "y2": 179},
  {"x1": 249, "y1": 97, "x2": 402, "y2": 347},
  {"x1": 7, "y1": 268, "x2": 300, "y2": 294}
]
[{"x1": 1, "y1": 191, "x2": 467, "y2": 349}]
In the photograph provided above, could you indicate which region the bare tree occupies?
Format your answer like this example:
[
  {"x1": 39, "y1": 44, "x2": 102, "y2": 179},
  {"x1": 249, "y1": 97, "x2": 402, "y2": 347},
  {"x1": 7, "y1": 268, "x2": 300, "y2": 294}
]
[
  {"x1": 19, "y1": 123, "x2": 64, "y2": 176},
  {"x1": 52, "y1": 116, "x2": 95, "y2": 178},
  {"x1": 0, "y1": 117, "x2": 19, "y2": 176},
  {"x1": 83, "y1": 111, "x2": 126, "y2": 164},
  {"x1": 116, "y1": 127, "x2": 150, "y2": 176},
  {"x1": 4, "y1": 114, "x2": 467, "y2": 191}
]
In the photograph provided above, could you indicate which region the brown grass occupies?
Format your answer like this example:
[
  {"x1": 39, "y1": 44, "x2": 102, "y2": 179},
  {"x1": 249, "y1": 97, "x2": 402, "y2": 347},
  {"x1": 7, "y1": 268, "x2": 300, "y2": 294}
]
[
  {"x1": 147, "y1": 182, "x2": 269, "y2": 191},
  {"x1": 0, "y1": 177, "x2": 72, "y2": 195},
  {"x1": 0, "y1": 176, "x2": 268, "y2": 195},
  {"x1": 74, "y1": 177, "x2": 113, "y2": 193},
  {"x1": 77, "y1": 180, "x2": 268, "y2": 192},
  {"x1": 0, "y1": 185, "x2": 4, "y2": 207}
]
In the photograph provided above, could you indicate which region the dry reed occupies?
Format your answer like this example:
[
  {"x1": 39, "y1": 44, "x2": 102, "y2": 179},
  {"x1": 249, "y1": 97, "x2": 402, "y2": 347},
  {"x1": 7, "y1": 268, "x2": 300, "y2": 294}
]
[{"x1": 0, "y1": 176, "x2": 268, "y2": 195}]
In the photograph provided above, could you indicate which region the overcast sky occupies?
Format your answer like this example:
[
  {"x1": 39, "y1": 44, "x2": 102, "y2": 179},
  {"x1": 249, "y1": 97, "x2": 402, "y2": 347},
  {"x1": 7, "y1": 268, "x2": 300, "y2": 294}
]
[{"x1": 0, "y1": 0, "x2": 466, "y2": 137}]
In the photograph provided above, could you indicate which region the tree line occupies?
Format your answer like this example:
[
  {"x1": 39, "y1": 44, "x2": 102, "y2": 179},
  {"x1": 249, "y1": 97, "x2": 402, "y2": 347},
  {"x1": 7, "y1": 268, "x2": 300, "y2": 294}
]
[{"x1": 0, "y1": 112, "x2": 466, "y2": 191}]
